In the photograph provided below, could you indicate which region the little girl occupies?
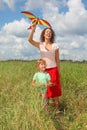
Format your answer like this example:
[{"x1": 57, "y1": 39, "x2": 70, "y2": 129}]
[{"x1": 32, "y1": 59, "x2": 53, "y2": 110}]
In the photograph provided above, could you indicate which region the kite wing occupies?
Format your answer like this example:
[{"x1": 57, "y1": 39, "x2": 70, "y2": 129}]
[
  {"x1": 21, "y1": 11, "x2": 51, "y2": 28},
  {"x1": 38, "y1": 19, "x2": 51, "y2": 28},
  {"x1": 21, "y1": 11, "x2": 37, "y2": 21}
]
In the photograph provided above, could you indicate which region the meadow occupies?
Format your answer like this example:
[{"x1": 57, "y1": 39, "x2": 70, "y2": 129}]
[{"x1": 0, "y1": 60, "x2": 87, "y2": 130}]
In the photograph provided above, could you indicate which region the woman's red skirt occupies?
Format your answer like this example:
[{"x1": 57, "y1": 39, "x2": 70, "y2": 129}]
[{"x1": 46, "y1": 67, "x2": 62, "y2": 98}]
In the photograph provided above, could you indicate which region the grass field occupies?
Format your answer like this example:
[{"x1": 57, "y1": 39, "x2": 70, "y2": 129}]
[{"x1": 0, "y1": 60, "x2": 87, "y2": 130}]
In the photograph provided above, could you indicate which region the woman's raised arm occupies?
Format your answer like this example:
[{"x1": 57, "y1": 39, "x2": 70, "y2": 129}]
[{"x1": 28, "y1": 24, "x2": 40, "y2": 48}]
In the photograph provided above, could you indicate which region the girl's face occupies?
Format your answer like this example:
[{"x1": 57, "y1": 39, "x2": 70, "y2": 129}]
[
  {"x1": 44, "y1": 29, "x2": 52, "y2": 40},
  {"x1": 38, "y1": 62, "x2": 46, "y2": 72}
]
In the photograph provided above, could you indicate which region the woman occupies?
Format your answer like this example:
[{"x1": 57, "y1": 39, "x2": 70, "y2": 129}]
[{"x1": 28, "y1": 24, "x2": 62, "y2": 109}]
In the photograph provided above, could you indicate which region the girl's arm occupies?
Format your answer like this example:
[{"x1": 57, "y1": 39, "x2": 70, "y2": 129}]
[
  {"x1": 32, "y1": 80, "x2": 54, "y2": 87},
  {"x1": 32, "y1": 80, "x2": 45, "y2": 87},
  {"x1": 28, "y1": 24, "x2": 40, "y2": 48},
  {"x1": 47, "y1": 80, "x2": 55, "y2": 87}
]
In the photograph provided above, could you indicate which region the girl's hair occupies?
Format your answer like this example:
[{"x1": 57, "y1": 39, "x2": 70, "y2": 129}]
[
  {"x1": 40, "y1": 28, "x2": 55, "y2": 43},
  {"x1": 36, "y1": 59, "x2": 46, "y2": 68}
]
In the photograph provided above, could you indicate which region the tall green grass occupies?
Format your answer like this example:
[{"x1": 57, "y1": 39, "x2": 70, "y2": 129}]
[{"x1": 0, "y1": 60, "x2": 87, "y2": 130}]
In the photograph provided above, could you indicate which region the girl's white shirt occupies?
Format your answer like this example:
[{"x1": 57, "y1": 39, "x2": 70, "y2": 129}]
[{"x1": 39, "y1": 42, "x2": 59, "y2": 69}]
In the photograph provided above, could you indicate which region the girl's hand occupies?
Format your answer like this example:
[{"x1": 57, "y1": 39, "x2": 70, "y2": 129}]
[{"x1": 49, "y1": 82, "x2": 55, "y2": 86}]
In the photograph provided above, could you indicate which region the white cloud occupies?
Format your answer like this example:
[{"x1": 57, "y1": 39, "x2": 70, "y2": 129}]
[
  {"x1": 71, "y1": 42, "x2": 80, "y2": 48},
  {"x1": 0, "y1": 18, "x2": 42, "y2": 61},
  {"x1": 49, "y1": 0, "x2": 87, "y2": 36},
  {"x1": 23, "y1": 0, "x2": 67, "y2": 11},
  {"x1": 60, "y1": 49, "x2": 69, "y2": 55},
  {"x1": 68, "y1": 0, "x2": 85, "y2": 14},
  {"x1": 23, "y1": 0, "x2": 44, "y2": 10},
  {"x1": 2, "y1": 18, "x2": 29, "y2": 37},
  {"x1": 0, "y1": 0, "x2": 17, "y2": 10},
  {"x1": 0, "y1": 0, "x2": 4, "y2": 9},
  {"x1": 4, "y1": 0, "x2": 15, "y2": 10}
]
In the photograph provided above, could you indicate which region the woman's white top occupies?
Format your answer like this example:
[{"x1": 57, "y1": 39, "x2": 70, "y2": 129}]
[{"x1": 39, "y1": 42, "x2": 59, "y2": 69}]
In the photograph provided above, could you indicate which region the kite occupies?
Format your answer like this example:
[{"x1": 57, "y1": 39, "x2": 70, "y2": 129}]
[{"x1": 21, "y1": 11, "x2": 51, "y2": 29}]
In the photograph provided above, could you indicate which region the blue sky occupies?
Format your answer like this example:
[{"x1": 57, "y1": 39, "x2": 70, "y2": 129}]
[{"x1": 0, "y1": 0, "x2": 87, "y2": 61}]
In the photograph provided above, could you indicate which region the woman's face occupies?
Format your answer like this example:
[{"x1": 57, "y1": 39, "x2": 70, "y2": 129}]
[{"x1": 44, "y1": 29, "x2": 52, "y2": 40}]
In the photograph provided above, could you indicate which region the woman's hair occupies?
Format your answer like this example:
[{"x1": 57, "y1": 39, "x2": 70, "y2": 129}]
[
  {"x1": 40, "y1": 28, "x2": 55, "y2": 43},
  {"x1": 36, "y1": 59, "x2": 46, "y2": 68}
]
